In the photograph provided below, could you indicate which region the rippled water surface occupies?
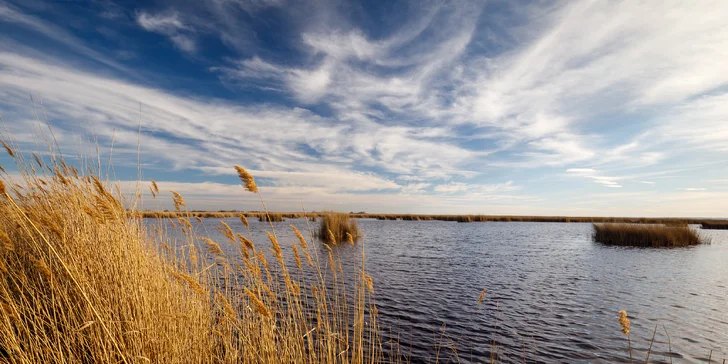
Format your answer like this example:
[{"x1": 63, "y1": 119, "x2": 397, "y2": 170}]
[{"x1": 194, "y1": 219, "x2": 728, "y2": 363}]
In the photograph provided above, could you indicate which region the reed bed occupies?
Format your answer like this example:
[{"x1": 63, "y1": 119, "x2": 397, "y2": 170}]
[
  {"x1": 141, "y1": 211, "x2": 714, "y2": 225},
  {"x1": 258, "y1": 212, "x2": 284, "y2": 222},
  {"x1": 0, "y1": 137, "x2": 384, "y2": 363},
  {"x1": 1, "y1": 128, "x2": 723, "y2": 363},
  {"x1": 317, "y1": 212, "x2": 361, "y2": 244},
  {"x1": 592, "y1": 223, "x2": 708, "y2": 247},
  {"x1": 700, "y1": 221, "x2": 728, "y2": 230}
]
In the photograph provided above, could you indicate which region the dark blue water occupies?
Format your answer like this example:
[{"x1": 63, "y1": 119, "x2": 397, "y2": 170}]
[{"x1": 185, "y1": 218, "x2": 728, "y2": 363}]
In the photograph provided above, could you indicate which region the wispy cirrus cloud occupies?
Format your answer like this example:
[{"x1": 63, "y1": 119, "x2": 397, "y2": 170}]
[
  {"x1": 136, "y1": 11, "x2": 196, "y2": 52},
  {"x1": 2, "y1": 0, "x2": 728, "y2": 215}
]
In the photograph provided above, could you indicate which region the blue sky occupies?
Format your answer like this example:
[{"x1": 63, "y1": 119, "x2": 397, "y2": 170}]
[{"x1": 0, "y1": 0, "x2": 727, "y2": 216}]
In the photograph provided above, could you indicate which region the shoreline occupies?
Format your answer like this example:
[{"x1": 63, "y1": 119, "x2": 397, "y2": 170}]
[{"x1": 137, "y1": 211, "x2": 726, "y2": 225}]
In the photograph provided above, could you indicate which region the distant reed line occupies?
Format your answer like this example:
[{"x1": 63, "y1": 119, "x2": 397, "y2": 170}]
[{"x1": 138, "y1": 211, "x2": 725, "y2": 225}]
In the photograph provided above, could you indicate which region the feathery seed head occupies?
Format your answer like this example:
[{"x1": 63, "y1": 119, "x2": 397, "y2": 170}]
[
  {"x1": 244, "y1": 288, "x2": 271, "y2": 318},
  {"x1": 150, "y1": 179, "x2": 159, "y2": 194},
  {"x1": 0, "y1": 230, "x2": 12, "y2": 252},
  {"x1": 237, "y1": 233, "x2": 254, "y2": 251},
  {"x1": 364, "y1": 274, "x2": 374, "y2": 294},
  {"x1": 292, "y1": 244, "x2": 302, "y2": 270},
  {"x1": 217, "y1": 221, "x2": 235, "y2": 243},
  {"x1": 234, "y1": 165, "x2": 258, "y2": 193},
  {"x1": 0, "y1": 180, "x2": 5, "y2": 195},
  {"x1": 291, "y1": 225, "x2": 308, "y2": 249},
  {"x1": 170, "y1": 190, "x2": 186, "y2": 211},
  {"x1": 1, "y1": 141, "x2": 14, "y2": 158},
  {"x1": 478, "y1": 289, "x2": 487, "y2": 305},
  {"x1": 240, "y1": 214, "x2": 250, "y2": 229},
  {"x1": 202, "y1": 237, "x2": 224, "y2": 255},
  {"x1": 618, "y1": 310, "x2": 630, "y2": 335},
  {"x1": 266, "y1": 231, "x2": 283, "y2": 262}
]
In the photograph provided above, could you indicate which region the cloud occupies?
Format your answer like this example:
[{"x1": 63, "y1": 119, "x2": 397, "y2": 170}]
[
  {"x1": 677, "y1": 188, "x2": 706, "y2": 192},
  {"x1": 566, "y1": 168, "x2": 596, "y2": 174},
  {"x1": 0, "y1": 51, "x2": 498, "y2": 204},
  {"x1": 136, "y1": 11, "x2": 196, "y2": 53},
  {"x1": 3, "y1": 0, "x2": 728, "y2": 216},
  {"x1": 564, "y1": 168, "x2": 624, "y2": 188}
]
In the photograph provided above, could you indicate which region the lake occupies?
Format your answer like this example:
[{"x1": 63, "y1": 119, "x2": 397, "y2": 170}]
[{"x1": 191, "y1": 218, "x2": 728, "y2": 363}]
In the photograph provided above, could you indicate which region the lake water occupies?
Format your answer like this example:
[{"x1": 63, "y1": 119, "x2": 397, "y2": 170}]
[{"x1": 190, "y1": 218, "x2": 728, "y2": 363}]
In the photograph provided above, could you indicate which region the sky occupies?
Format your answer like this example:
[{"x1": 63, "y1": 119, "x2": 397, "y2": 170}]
[{"x1": 0, "y1": 0, "x2": 727, "y2": 217}]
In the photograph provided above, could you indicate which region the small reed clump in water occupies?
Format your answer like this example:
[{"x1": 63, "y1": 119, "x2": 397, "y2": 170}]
[
  {"x1": 318, "y1": 212, "x2": 360, "y2": 244},
  {"x1": 259, "y1": 212, "x2": 284, "y2": 222},
  {"x1": 700, "y1": 221, "x2": 728, "y2": 230},
  {"x1": 592, "y1": 223, "x2": 708, "y2": 247}
]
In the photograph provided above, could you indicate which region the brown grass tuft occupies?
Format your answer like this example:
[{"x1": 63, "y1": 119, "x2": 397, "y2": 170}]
[
  {"x1": 170, "y1": 190, "x2": 186, "y2": 211},
  {"x1": 1, "y1": 140, "x2": 14, "y2": 158},
  {"x1": 592, "y1": 223, "x2": 707, "y2": 247},
  {"x1": 318, "y1": 212, "x2": 360, "y2": 244},
  {"x1": 478, "y1": 289, "x2": 487, "y2": 305},
  {"x1": 202, "y1": 237, "x2": 224, "y2": 255},
  {"x1": 701, "y1": 221, "x2": 728, "y2": 230},
  {"x1": 244, "y1": 288, "x2": 271, "y2": 318},
  {"x1": 619, "y1": 310, "x2": 630, "y2": 335},
  {"x1": 234, "y1": 165, "x2": 258, "y2": 193}
]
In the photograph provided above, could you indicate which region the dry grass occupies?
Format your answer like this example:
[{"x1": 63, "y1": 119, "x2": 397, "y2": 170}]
[
  {"x1": 592, "y1": 223, "x2": 708, "y2": 247},
  {"x1": 1, "y1": 126, "x2": 724, "y2": 363},
  {"x1": 258, "y1": 212, "x2": 285, "y2": 222},
  {"x1": 0, "y1": 136, "x2": 384, "y2": 363},
  {"x1": 139, "y1": 211, "x2": 715, "y2": 225},
  {"x1": 318, "y1": 212, "x2": 360, "y2": 244},
  {"x1": 700, "y1": 221, "x2": 728, "y2": 230}
]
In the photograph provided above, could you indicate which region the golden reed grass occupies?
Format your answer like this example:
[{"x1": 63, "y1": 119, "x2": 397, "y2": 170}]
[
  {"x1": 0, "y1": 134, "x2": 385, "y2": 363},
  {"x1": 701, "y1": 221, "x2": 728, "y2": 230},
  {"x1": 317, "y1": 212, "x2": 361, "y2": 244},
  {"x1": 1, "y1": 127, "x2": 722, "y2": 363},
  {"x1": 138, "y1": 211, "x2": 719, "y2": 226},
  {"x1": 592, "y1": 223, "x2": 708, "y2": 247}
]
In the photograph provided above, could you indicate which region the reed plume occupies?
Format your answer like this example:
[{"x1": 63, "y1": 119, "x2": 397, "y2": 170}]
[
  {"x1": 150, "y1": 178, "x2": 159, "y2": 194},
  {"x1": 478, "y1": 289, "x2": 487, "y2": 305},
  {"x1": 0, "y1": 230, "x2": 12, "y2": 251},
  {"x1": 1, "y1": 140, "x2": 14, "y2": 158},
  {"x1": 291, "y1": 225, "x2": 308, "y2": 249},
  {"x1": 240, "y1": 214, "x2": 250, "y2": 229},
  {"x1": 202, "y1": 237, "x2": 224, "y2": 256},
  {"x1": 170, "y1": 190, "x2": 186, "y2": 211},
  {"x1": 619, "y1": 310, "x2": 630, "y2": 335},
  {"x1": 244, "y1": 288, "x2": 271, "y2": 319},
  {"x1": 234, "y1": 165, "x2": 258, "y2": 193}
]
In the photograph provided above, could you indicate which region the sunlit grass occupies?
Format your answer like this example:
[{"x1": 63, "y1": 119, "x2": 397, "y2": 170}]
[
  {"x1": 592, "y1": 223, "x2": 709, "y2": 247},
  {"x1": 0, "y1": 136, "x2": 384, "y2": 363}
]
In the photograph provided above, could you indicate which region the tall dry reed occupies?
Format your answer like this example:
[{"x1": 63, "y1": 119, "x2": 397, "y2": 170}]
[
  {"x1": 0, "y1": 133, "x2": 384, "y2": 363},
  {"x1": 318, "y1": 212, "x2": 361, "y2": 244},
  {"x1": 592, "y1": 223, "x2": 708, "y2": 247}
]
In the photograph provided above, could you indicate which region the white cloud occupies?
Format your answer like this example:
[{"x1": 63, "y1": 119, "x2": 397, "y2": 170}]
[
  {"x1": 677, "y1": 188, "x2": 706, "y2": 192},
  {"x1": 136, "y1": 11, "x2": 197, "y2": 53},
  {"x1": 0, "y1": 52, "x2": 491, "y2": 202},
  {"x1": 566, "y1": 168, "x2": 595, "y2": 174}
]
